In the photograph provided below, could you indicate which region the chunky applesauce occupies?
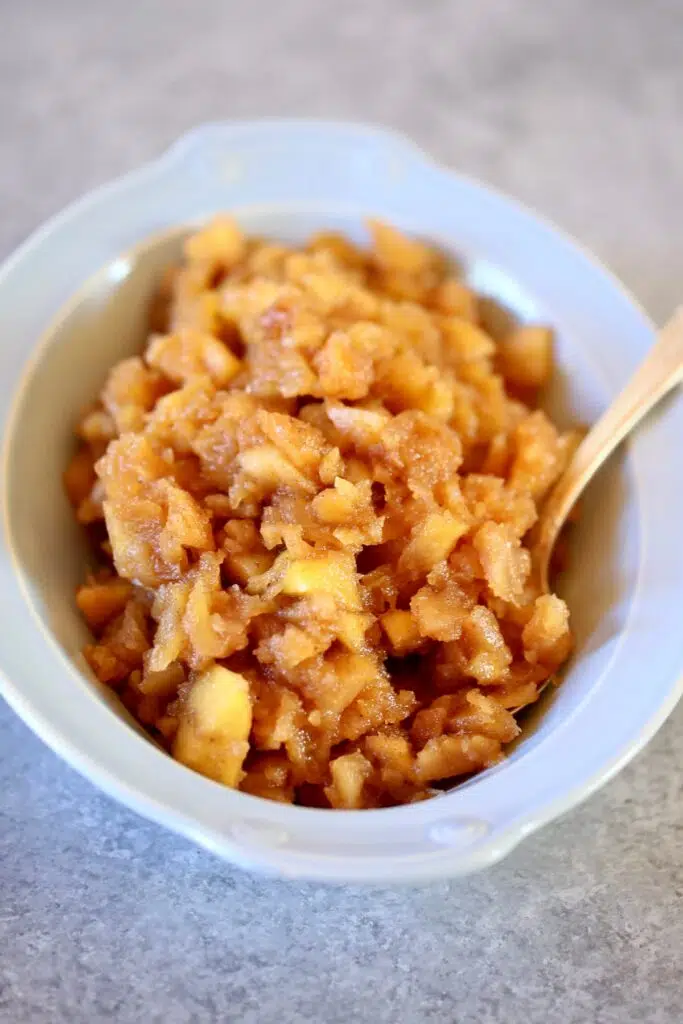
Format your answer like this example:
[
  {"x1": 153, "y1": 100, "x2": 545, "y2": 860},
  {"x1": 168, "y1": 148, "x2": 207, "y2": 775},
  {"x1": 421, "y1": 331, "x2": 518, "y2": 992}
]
[{"x1": 65, "y1": 218, "x2": 576, "y2": 808}]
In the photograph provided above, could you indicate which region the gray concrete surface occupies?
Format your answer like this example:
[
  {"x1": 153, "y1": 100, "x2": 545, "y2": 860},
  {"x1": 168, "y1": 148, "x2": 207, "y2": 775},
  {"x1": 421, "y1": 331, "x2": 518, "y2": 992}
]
[{"x1": 1, "y1": 1, "x2": 683, "y2": 1021}]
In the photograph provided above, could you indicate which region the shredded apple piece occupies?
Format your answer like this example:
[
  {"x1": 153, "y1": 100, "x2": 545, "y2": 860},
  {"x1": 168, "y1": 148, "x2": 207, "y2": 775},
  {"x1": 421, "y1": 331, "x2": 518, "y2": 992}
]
[{"x1": 66, "y1": 217, "x2": 574, "y2": 809}]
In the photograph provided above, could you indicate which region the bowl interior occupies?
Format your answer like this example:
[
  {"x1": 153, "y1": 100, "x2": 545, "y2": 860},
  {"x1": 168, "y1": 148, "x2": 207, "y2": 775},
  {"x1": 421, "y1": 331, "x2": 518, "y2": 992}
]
[{"x1": 4, "y1": 209, "x2": 639, "y2": 784}]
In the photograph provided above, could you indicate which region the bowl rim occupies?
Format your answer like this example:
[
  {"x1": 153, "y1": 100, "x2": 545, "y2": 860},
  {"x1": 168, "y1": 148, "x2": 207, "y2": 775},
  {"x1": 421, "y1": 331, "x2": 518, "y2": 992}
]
[{"x1": 2, "y1": 119, "x2": 682, "y2": 883}]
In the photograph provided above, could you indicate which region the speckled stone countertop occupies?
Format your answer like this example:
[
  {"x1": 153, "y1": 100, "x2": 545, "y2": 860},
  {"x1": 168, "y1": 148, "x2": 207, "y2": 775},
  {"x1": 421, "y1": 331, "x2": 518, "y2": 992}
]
[{"x1": 2, "y1": 2, "x2": 683, "y2": 1021}]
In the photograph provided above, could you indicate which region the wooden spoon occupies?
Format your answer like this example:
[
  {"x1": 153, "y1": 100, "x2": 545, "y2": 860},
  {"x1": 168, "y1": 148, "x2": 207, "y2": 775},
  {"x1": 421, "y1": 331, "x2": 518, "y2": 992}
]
[{"x1": 537, "y1": 307, "x2": 683, "y2": 593}]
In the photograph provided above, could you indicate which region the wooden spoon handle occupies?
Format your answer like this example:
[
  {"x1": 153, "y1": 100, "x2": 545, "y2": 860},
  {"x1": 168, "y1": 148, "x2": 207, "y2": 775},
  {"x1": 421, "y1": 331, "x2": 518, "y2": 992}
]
[{"x1": 538, "y1": 307, "x2": 683, "y2": 574}]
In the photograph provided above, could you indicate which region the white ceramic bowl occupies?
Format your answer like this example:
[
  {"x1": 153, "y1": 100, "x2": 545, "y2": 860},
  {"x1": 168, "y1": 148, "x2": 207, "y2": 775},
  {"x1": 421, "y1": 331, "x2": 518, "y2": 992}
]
[{"x1": 2, "y1": 121, "x2": 683, "y2": 884}]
